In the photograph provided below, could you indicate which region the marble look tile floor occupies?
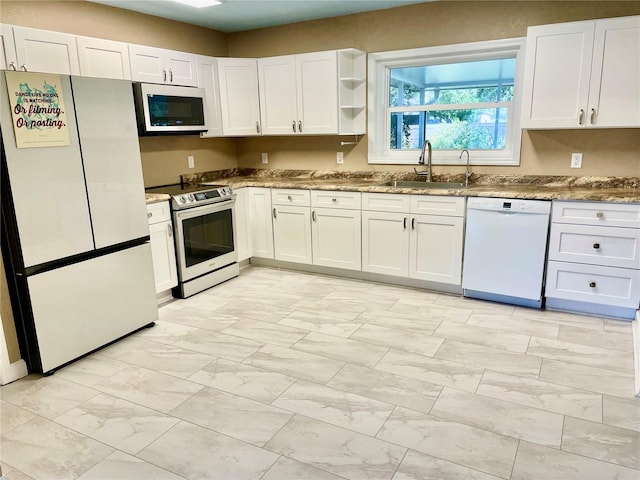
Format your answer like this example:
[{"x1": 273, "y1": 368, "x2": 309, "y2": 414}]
[{"x1": 1, "y1": 266, "x2": 639, "y2": 480}]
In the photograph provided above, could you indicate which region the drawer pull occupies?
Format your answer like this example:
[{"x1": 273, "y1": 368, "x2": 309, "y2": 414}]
[
  {"x1": 593, "y1": 243, "x2": 600, "y2": 249},
  {"x1": 596, "y1": 212, "x2": 604, "y2": 219},
  {"x1": 147, "y1": 212, "x2": 152, "y2": 218},
  {"x1": 287, "y1": 195, "x2": 292, "y2": 201},
  {"x1": 589, "y1": 281, "x2": 597, "y2": 288},
  {"x1": 332, "y1": 198, "x2": 337, "y2": 203}
]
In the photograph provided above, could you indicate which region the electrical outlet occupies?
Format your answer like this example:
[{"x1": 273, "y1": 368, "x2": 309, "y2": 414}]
[
  {"x1": 570, "y1": 152, "x2": 582, "y2": 168},
  {"x1": 336, "y1": 152, "x2": 344, "y2": 164},
  {"x1": 261, "y1": 152, "x2": 268, "y2": 164},
  {"x1": 188, "y1": 155, "x2": 195, "y2": 169}
]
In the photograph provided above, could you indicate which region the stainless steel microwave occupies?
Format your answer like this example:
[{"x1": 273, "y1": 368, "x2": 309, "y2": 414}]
[{"x1": 133, "y1": 83, "x2": 207, "y2": 135}]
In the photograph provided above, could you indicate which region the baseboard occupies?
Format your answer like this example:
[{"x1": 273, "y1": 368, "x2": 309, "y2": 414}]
[{"x1": 633, "y1": 310, "x2": 640, "y2": 398}]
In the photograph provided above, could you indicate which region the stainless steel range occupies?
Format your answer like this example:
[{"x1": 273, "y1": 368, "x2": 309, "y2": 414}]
[{"x1": 146, "y1": 183, "x2": 239, "y2": 298}]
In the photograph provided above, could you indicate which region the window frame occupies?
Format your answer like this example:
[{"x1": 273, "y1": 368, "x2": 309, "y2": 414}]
[{"x1": 367, "y1": 37, "x2": 526, "y2": 165}]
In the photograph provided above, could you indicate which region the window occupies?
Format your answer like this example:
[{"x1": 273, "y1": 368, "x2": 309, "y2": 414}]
[{"x1": 368, "y1": 38, "x2": 526, "y2": 165}]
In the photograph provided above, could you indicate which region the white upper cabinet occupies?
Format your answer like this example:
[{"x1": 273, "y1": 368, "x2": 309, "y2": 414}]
[
  {"x1": 521, "y1": 16, "x2": 640, "y2": 129},
  {"x1": 11, "y1": 26, "x2": 80, "y2": 75},
  {"x1": 259, "y1": 51, "x2": 338, "y2": 135},
  {"x1": 196, "y1": 55, "x2": 223, "y2": 137},
  {"x1": 77, "y1": 36, "x2": 131, "y2": 80},
  {"x1": 129, "y1": 44, "x2": 197, "y2": 86},
  {"x1": 0, "y1": 24, "x2": 17, "y2": 71},
  {"x1": 217, "y1": 57, "x2": 262, "y2": 136}
]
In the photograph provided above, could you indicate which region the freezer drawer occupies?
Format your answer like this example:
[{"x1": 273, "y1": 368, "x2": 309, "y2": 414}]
[
  {"x1": 546, "y1": 260, "x2": 640, "y2": 308},
  {"x1": 27, "y1": 244, "x2": 158, "y2": 373},
  {"x1": 548, "y1": 223, "x2": 640, "y2": 269}
]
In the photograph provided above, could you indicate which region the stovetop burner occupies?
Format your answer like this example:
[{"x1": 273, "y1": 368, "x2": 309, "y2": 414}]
[{"x1": 146, "y1": 183, "x2": 234, "y2": 210}]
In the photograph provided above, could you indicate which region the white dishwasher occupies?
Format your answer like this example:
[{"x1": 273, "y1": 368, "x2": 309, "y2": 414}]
[{"x1": 462, "y1": 197, "x2": 551, "y2": 308}]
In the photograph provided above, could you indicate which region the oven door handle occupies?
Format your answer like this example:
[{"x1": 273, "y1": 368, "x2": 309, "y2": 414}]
[{"x1": 174, "y1": 197, "x2": 235, "y2": 221}]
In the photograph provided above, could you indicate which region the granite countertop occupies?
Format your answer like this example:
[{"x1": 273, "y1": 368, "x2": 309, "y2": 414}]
[
  {"x1": 145, "y1": 169, "x2": 639, "y2": 204},
  {"x1": 145, "y1": 193, "x2": 171, "y2": 204},
  {"x1": 180, "y1": 169, "x2": 640, "y2": 204}
]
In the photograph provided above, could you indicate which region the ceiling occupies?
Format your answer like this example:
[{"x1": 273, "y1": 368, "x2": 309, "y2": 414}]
[{"x1": 88, "y1": 0, "x2": 437, "y2": 33}]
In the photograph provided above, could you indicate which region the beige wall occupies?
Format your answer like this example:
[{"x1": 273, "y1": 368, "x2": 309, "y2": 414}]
[
  {"x1": 229, "y1": 1, "x2": 640, "y2": 177},
  {"x1": 2, "y1": 1, "x2": 639, "y2": 180}
]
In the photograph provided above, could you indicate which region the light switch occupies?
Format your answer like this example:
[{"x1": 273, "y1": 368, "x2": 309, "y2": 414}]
[{"x1": 336, "y1": 152, "x2": 344, "y2": 164}]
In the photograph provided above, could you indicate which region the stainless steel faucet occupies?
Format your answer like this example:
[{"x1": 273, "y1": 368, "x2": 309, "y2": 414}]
[
  {"x1": 460, "y1": 149, "x2": 471, "y2": 187},
  {"x1": 414, "y1": 139, "x2": 432, "y2": 182}
]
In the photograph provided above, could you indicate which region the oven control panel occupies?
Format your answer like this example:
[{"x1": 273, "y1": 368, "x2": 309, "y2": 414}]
[{"x1": 173, "y1": 186, "x2": 234, "y2": 209}]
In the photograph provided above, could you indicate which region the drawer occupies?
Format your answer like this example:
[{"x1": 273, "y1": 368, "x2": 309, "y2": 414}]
[
  {"x1": 362, "y1": 193, "x2": 411, "y2": 213},
  {"x1": 410, "y1": 195, "x2": 465, "y2": 217},
  {"x1": 311, "y1": 190, "x2": 361, "y2": 210},
  {"x1": 271, "y1": 189, "x2": 310, "y2": 206},
  {"x1": 546, "y1": 260, "x2": 640, "y2": 308},
  {"x1": 147, "y1": 201, "x2": 171, "y2": 225},
  {"x1": 552, "y1": 201, "x2": 640, "y2": 228},
  {"x1": 548, "y1": 223, "x2": 640, "y2": 269}
]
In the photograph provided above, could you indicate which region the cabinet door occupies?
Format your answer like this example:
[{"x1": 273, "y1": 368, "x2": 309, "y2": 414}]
[
  {"x1": 258, "y1": 55, "x2": 298, "y2": 135},
  {"x1": 196, "y1": 55, "x2": 223, "y2": 137},
  {"x1": 273, "y1": 205, "x2": 312, "y2": 264},
  {"x1": 249, "y1": 188, "x2": 274, "y2": 259},
  {"x1": 521, "y1": 21, "x2": 594, "y2": 129},
  {"x1": 77, "y1": 36, "x2": 131, "y2": 80},
  {"x1": 587, "y1": 16, "x2": 640, "y2": 128},
  {"x1": 296, "y1": 50, "x2": 338, "y2": 134},
  {"x1": 217, "y1": 57, "x2": 262, "y2": 136},
  {"x1": 312, "y1": 207, "x2": 361, "y2": 270},
  {"x1": 129, "y1": 44, "x2": 166, "y2": 84},
  {"x1": 234, "y1": 188, "x2": 251, "y2": 262},
  {"x1": 0, "y1": 24, "x2": 17, "y2": 71},
  {"x1": 149, "y1": 221, "x2": 178, "y2": 293},
  {"x1": 13, "y1": 26, "x2": 79, "y2": 75},
  {"x1": 165, "y1": 49, "x2": 197, "y2": 87},
  {"x1": 362, "y1": 211, "x2": 409, "y2": 277},
  {"x1": 409, "y1": 214, "x2": 464, "y2": 285}
]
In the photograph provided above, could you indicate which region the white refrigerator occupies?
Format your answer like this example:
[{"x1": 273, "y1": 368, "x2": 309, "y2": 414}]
[{"x1": 0, "y1": 72, "x2": 158, "y2": 374}]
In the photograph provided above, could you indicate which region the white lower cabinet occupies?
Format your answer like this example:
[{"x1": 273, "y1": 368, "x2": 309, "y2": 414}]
[
  {"x1": 409, "y1": 214, "x2": 464, "y2": 284},
  {"x1": 546, "y1": 200, "x2": 640, "y2": 318},
  {"x1": 362, "y1": 193, "x2": 465, "y2": 285},
  {"x1": 248, "y1": 187, "x2": 274, "y2": 259},
  {"x1": 312, "y1": 207, "x2": 361, "y2": 270},
  {"x1": 272, "y1": 189, "x2": 312, "y2": 264},
  {"x1": 147, "y1": 201, "x2": 178, "y2": 298},
  {"x1": 234, "y1": 188, "x2": 251, "y2": 262}
]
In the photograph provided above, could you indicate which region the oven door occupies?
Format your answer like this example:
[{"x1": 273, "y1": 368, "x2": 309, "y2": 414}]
[{"x1": 173, "y1": 198, "x2": 237, "y2": 282}]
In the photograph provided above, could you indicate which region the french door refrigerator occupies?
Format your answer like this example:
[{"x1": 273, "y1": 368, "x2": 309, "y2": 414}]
[{"x1": 0, "y1": 72, "x2": 158, "y2": 374}]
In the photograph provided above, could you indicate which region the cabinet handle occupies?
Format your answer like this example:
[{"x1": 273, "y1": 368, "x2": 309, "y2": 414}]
[
  {"x1": 273, "y1": 207, "x2": 277, "y2": 219},
  {"x1": 167, "y1": 223, "x2": 173, "y2": 237},
  {"x1": 298, "y1": 121, "x2": 302, "y2": 133},
  {"x1": 411, "y1": 218, "x2": 415, "y2": 230},
  {"x1": 589, "y1": 281, "x2": 597, "y2": 288},
  {"x1": 287, "y1": 195, "x2": 292, "y2": 201},
  {"x1": 292, "y1": 121, "x2": 296, "y2": 133},
  {"x1": 256, "y1": 122, "x2": 261, "y2": 134},
  {"x1": 590, "y1": 108, "x2": 596, "y2": 124},
  {"x1": 169, "y1": 68, "x2": 173, "y2": 83},
  {"x1": 20, "y1": 64, "x2": 27, "y2": 71},
  {"x1": 332, "y1": 198, "x2": 337, "y2": 203},
  {"x1": 312, "y1": 211, "x2": 317, "y2": 222},
  {"x1": 578, "y1": 109, "x2": 584, "y2": 125},
  {"x1": 403, "y1": 217, "x2": 407, "y2": 229},
  {"x1": 162, "y1": 68, "x2": 167, "y2": 82},
  {"x1": 593, "y1": 242, "x2": 600, "y2": 249},
  {"x1": 9, "y1": 61, "x2": 16, "y2": 71},
  {"x1": 147, "y1": 212, "x2": 153, "y2": 218},
  {"x1": 596, "y1": 211, "x2": 604, "y2": 219}
]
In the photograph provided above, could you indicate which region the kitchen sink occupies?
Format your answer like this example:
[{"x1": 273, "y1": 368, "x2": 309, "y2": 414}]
[{"x1": 378, "y1": 180, "x2": 466, "y2": 189}]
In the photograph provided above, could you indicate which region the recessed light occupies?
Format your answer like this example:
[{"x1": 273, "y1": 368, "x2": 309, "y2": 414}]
[{"x1": 172, "y1": 0, "x2": 223, "y2": 8}]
